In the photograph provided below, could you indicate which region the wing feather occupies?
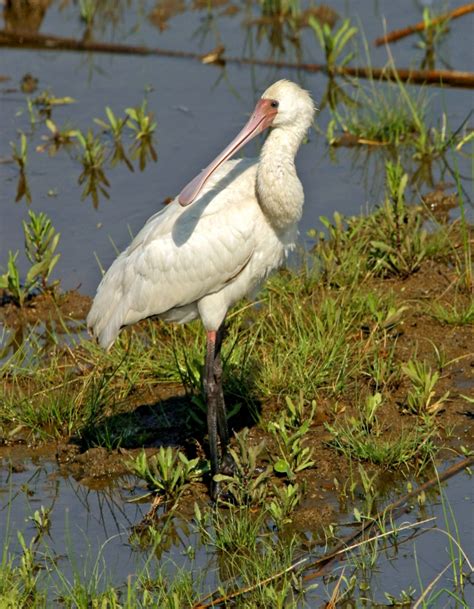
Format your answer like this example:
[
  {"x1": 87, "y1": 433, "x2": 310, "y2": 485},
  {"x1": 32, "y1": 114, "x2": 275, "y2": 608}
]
[{"x1": 87, "y1": 160, "x2": 259, "y2": 348}]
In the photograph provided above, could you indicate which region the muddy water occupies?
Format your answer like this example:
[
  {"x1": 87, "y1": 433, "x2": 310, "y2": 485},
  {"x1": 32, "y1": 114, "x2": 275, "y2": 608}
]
[
  {"x1": 1, "y1": 451, "x2": 472, "y2": 604},
  {"x1": 0, "y1": 1, "x2": 472, "y2": 294}
]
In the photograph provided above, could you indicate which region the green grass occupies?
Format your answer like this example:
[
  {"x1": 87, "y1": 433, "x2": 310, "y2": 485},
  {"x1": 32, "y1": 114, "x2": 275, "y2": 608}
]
[
  {"x1": 254, "y1": 288, "x2": 363, "y2": 397},
  {"x1": 327, "y1": 81, "x2": 425, "y2": 146},
  {"x1": 130, "y1": 447, "x2": 204, "y2": 504},
  {"x1": 325, "y1": 72, "x2": 462, "y2": 164},
  {"x1": 428, "y1": 300, "x2": 474, "y2": 325},
  {"x1": 311, "y1": 189, "x2": 451, "y2": 286},
  {"x1": 325, "y1": 391, "x2": 439, "y2": 468},
  {"x1": 327, "y1": 419, "x2": 438, "y2": 467},
  {"x1": 0, "y1": 338, "x2": 118, "y2": 442}
]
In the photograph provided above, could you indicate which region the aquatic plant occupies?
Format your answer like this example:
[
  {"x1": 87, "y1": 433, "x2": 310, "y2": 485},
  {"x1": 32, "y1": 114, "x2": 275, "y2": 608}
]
[
  {"x1": 30, "y1": 96, "x2": 158, "y2": 206},
  {"x1": 213, "y1": 428, "x2": 272, "y2": 506},
  {"x1": 94, "y1": 106, "x2": 133, "y2": 170},
  {"x1": 79, "y1": 0, "x2": 96, "y2": 29},
  {"x1": 0, "y1": 251, "x2": 37, "y2": 307},
  {"x1": 76, "y1": 129, "x2": 110, "y2": 208},
  {"x1": 130, "y1": 447, "x2": 203, "y2": 502},
  {"x1": 402, "y1": 359, "x2": 449, "y2": 417},
  {"x1": 0, "y1": 210, "x2": 61, "y2": 306},
  {"x1": 27, "y1": 506, "x2": 52, "y2": 542},
  {"x1": 31, "y1": 90, "x2": 75, "y2": 118},
  {"x1": 309, "y1": 17, "x2": 357, "y2": 75},
  {"x1": 95, "y1": 106, "x2": 127, "y2": 140},
  {"x1": 10, "y1": 132, "x2": 31, "y2": 204},
  {"x1": 259, "y1": 0, "x2": 301, "y2": 19},
  {"x1": 282, "y1": 393, "x2": 317, "y2": 430},
  {"x1": 0, "y1": 532, "x2": 46, "y2": 606},
  {"x1": 125, "y1": 100, "x2": 158, "y2": 171},
  {"x1": 416, "y1": 6, "x2": 450, "y2": 70},
  {"x1": 268, "y1": 482, "x2": 303, "y2": 527},
  {"x1": 268, "y1": 412, "x2": 315, "y2": 480},
  {"x1": 23, "y1": 210, "x2": 61, "y2": 292},
  {"x1": 357, "y1": 391, "x2": 382, "y2": 434},
  {"x1": 37, "y1": 119, "x2": 79, "y2": 156}
]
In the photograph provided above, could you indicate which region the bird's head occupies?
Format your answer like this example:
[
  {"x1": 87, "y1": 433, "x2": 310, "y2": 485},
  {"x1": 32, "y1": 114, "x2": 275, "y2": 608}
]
[
  {"x1": 178, "y1": 80, "x2": 315, "y2": 206},
  {"x1": 260, "y1": 79, "x2": 315, "y2": 132}
]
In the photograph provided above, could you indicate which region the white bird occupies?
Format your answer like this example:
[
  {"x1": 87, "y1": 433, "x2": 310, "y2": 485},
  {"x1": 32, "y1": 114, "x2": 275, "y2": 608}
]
[{"x1": 87, "y1": 80, "x2": 315, "y2": 497}]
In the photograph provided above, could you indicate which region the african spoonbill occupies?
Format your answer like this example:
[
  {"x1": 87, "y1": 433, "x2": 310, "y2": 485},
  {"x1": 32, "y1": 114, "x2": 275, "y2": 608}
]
[{"x1": 87, "y1": 79, "x2": 315, "y2": 497}]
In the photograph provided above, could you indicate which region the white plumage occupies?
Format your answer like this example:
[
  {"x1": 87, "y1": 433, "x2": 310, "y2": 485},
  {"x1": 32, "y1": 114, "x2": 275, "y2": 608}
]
[
  {"x1": 88, "y1": 160, "x2": 288, "y2": 348},
  {"x1": 87, "y1": 80, "x2": 315, "y2": 496}
]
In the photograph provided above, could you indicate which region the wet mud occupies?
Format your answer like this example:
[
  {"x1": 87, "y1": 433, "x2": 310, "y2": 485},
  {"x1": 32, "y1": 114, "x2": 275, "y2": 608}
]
[{"x1": 0, "y1": 289, "x2": 90, "y2": 328}]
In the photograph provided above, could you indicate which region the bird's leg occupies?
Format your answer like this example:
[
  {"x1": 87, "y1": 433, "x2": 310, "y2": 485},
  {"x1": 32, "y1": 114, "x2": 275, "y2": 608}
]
[
  {"x1": 204, "y1": 330, "x2": 219, "y2": 496},
  {"x1": 214, "y1": 323, "x2": 234, "y2": 476},
  {"x1": 205, "y1": 323, "x2": 234, "y2": 500},
  {"x1": 214, "y1": 323, "x2": 228, "y2": 446}
]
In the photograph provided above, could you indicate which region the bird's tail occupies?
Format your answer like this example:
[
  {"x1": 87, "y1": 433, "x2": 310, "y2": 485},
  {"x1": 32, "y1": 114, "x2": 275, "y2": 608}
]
[{"x1": 86, "y1": 253, "x2": 129, "y2": 350}]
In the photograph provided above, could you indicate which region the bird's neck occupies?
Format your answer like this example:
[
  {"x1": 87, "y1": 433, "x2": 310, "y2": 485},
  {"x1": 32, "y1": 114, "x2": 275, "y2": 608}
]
[{"x1": 256, "y1": 126, "x2": 305, "y2": 231}]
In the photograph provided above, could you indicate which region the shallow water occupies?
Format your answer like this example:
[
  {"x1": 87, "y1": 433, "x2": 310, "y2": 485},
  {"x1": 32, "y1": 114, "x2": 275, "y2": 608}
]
[{"x1": 0, "y1": 452, "x2": 472, "y2": 605}]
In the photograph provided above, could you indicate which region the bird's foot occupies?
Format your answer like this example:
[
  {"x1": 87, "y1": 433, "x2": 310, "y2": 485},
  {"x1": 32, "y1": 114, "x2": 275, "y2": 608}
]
[
  {"x1": 210, "y1": 451, "x2": 237, "y2": 503},
  {"x1": 219, "y1": 450, "x2": 237, "y2": 476},
  {"x1": 210, "y1": 451, "x2": 238, "y2": 503},
  {"x1": 211, "y1": 480, "x2": 234, "y2": 504}
]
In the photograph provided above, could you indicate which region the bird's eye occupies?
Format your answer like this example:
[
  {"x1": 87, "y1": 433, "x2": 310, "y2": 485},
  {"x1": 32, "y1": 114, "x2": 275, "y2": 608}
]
[{"x1": 270, "y1": 100, "x2": 279, "y2": 108}]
